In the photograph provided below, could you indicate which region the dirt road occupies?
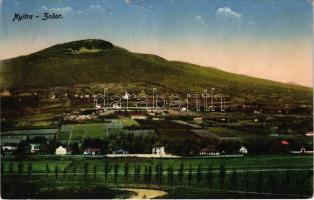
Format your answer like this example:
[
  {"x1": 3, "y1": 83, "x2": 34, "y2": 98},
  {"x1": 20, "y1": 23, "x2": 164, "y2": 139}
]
[{"x1": 125, "y1": 188, "x2": 167, "y2": 199}]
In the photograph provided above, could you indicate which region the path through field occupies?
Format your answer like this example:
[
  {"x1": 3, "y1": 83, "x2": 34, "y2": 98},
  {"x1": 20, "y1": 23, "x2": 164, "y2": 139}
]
[{"x1": 124, "y1": 188, "x2": 167, "y2": 199}]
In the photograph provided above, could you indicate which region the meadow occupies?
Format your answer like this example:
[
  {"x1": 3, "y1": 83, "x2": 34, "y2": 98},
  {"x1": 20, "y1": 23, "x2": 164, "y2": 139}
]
[
  {"x1": 2, "y1": 155, "x2": 313, "y2": 198},
  {"x1": 57, "y1": 123, "x2": 106, "y2": 141}
]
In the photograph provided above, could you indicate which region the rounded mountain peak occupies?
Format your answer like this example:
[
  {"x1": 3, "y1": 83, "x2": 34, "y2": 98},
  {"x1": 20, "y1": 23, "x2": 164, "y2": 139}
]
[{"x1": 42, "y1": 39, "x2": 115, "y2": 54}]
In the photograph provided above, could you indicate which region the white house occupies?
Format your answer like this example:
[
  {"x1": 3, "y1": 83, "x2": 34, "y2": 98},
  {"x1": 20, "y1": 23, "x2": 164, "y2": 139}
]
[
  {"x1": 239, "y1": 146, "x2": 248, "y2": 155},
  {"x1": 152, "y1": 146, "x2": 166, "y2": 156},
  {"x1": 152, "y1": 117, "x2": 164, "y2": 120},
  {"x1": 112, "y1": 149, "x2": 128, "y2": 155},
  {"x1": 30, "y1": 143, "x2": 40, "y2": 153},
  {"x1": 194, "y1": 117, "x2": 203, "y2": 121},
  {"x1": 55, "y1": 146, "x2": 67, "y2": 155},
  {"x1": 1, "y1": 89, "x2": 11, "y2": 97},
  {"x1": 122, "y1": 92, "x2": 130, "y2": 100},
  {"x1": 199, "y1": 146, "x2": 219, "y2": 156},
  {"x1": 2, "y1": 145, "x2": 17, "y2": 151},
  {"x1": 112, "y1": 103, "x2": 121, "y2": 109},
  {"x1": 131, "y1": 115, "x2": 147, "y2": 120},
  {"x1": 95, "y1": 104, "x2": 102, "y2": 109},
  {"x1": 300, "y1": 147, "x2": 306, "y2": 153}
]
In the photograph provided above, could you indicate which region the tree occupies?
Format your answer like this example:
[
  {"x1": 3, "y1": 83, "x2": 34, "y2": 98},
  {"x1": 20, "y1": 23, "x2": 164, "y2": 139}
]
[
  {"x1": 188, "y1": 164, "x2": 193, "y2": 187},
  {"x1": 155, "y1": 163, "x2": 160, "y2": 185},
  {"x1": 283, "y1": 170, "x2": 289, "y2": 193},
  {"x1": 18, "y1": 162, "x2": 24, "y2": 177},
  {"x1": 16, "y1": 141, "x2": 28, "y2": 158},
  {"x1": 219, "y1": 164, "x2": 226, "y2": 190},
  {"x1": 9, "y1": 162, "x2": 14, "y2": 174},
  {"x1": 134, "y1": 164, "x2": 137, "y2": 183},
  {"x1": 73, "y1": 165, "x2": 77, "y2": 180},
  {"x1": 63, "y1": 166, "x2": 68, "y2": 179},
  {"x1": 167, "y1": 166, "x2": 174, "y2": 187},
  {"x1": 84, "y1": 162, "x2": 89, "y2": 180},
  {"x1": 148, "y1": 165, "x2": 152, "y2": 186},
  {"x1": 256, "y1": 171, "x2": 263, "y2": 193},
  {"x1": 134, "y1": 165, "x2": 141, "y2": 184},
  {"x1": 45, "y1": 163, "x2": 50, "y2": 179},
  {"x1": 267, "y1": 172, "x2": 275, "y2": 193},
  {"x1": 298, "y1": 173, "x2": 306, "y2": 197},
  {"x1": 104, "y1": 162, "x2": 110, "y2": 184},
  {"x1": 114, "y1": 163, "x2": 119, "y2": 186},
  {"x1": 136, "y1": 164, "x2": 141, "y2": 185},
  {"x1": 207, "y1": 164, "x2": 213, "y2": 189},
  {"x1": 178, "y1": 163, "x2": 184, "y2": 186},
  {"x1": 244, "y1": 171, "x2": 249, "y2": 192},
  {"x1": 158, "y1": 163, "x2": 163, "y2": 188},
  {"x1": 144, "y1": 165, "x2": 148, "y2": 185},
  {"x1": 93, "y1": 164, "x2": 97, "y2": 180},
  {"x1": 230, "y1": 170, "x2": 237, "y2": 191},
  {"x1": 71, "y1": 142, "x2": 80, "y2": 155},
  {"x1": 167, "y1": 166, "x2": 171, "y2": 187},
  {"x1": 196, "y1": 163, "x2": 202, "y2": 185},
  {"x1": 55, "y1": 165, "x2": 59, "y2": 179},
  {"x1": 124, "y1": 162, "x2": 129, "y2": 184},
  {"x1": 27, "y1": 162, "x2": 32, "y2": 177}
]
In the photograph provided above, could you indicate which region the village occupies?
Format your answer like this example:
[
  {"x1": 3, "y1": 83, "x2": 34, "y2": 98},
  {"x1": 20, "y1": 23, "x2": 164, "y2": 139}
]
[{"x1": 1, "y1": 88, "x2": 313, "y2": 158}]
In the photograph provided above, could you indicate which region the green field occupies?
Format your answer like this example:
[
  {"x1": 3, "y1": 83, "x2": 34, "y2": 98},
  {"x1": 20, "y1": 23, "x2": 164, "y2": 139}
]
[
  {"x1": 57, "y1": 123, "x2": 107, "y2": 141},
  {"x1": 120, "y1": 118, "x2": 140, "y2": 128},
  {"x1": 56, "y1": 120, "x2": 156, "y2": 143},
  {"x1": 2, "y1": 155, "x2": 313, "y2": 198}
]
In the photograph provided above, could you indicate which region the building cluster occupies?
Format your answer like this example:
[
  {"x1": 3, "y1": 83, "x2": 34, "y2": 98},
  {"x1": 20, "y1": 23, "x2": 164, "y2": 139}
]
[{"x1": 54, "y1": 145, "x2": 173, "y2": 157}]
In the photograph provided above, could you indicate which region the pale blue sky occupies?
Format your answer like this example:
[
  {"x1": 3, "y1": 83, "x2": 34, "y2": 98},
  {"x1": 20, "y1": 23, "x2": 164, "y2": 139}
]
[{"x1": 0, "y1": 0, "x2": 313, "y2": 86}]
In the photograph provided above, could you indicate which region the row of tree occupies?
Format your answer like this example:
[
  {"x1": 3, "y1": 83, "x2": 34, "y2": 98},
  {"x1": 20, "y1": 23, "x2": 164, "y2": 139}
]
[{"x1": 3, "y1": 161, "x2": 312, "y2": 195}]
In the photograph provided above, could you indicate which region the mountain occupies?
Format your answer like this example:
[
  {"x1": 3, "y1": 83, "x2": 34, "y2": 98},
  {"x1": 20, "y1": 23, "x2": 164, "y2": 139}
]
[{"x1": 0, "y1": 39, "x2": 312, "y2": 104}]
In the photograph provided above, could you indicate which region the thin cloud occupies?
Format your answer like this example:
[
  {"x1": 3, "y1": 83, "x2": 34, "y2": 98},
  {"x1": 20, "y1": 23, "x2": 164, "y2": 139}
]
[
  {"x1": 89, "y1": 5, "x2": 103, "y2": 11},
  {"x1": 195, "y1": 15, "x2": 205, "y2": 24},
  {"x1": 88, "y1": 4, "x2": 111, "y2": 13},
  {"x1": 246, "y1": 21, "x2": 255, "y2": 27},
  {"x1": 41, "y1": 6, "x2": 73, "y2": 14},
  {"x1": 124, "y1": 0, "x2": 154, "y2": 10},
  {"x1": 216, "y1": 7, "x2": 241, "y2": 19}
]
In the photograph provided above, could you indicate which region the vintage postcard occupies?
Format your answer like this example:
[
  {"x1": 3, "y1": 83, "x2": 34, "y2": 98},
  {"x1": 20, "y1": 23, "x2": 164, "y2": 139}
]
[{"x1": 0, "y1": 0, "x2": 313, "y2": 199}]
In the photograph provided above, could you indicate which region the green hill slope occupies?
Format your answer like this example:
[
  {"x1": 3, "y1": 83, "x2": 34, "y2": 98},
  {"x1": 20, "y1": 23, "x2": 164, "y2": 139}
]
[{"x1": 0, "y1": 39, "x2": 312, "y2": 104}]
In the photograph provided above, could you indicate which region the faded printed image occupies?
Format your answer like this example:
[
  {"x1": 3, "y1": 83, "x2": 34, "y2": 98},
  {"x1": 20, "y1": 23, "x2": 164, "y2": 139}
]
[{"x1": 0, "y1": 0, "x2": 313, "y2": 199}]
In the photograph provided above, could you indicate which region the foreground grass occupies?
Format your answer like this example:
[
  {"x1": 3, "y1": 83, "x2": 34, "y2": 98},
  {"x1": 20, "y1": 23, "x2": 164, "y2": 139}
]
[
  {"x1": 1, "y1": 179, "x2": 134, "y2": 199},
  {"x1": 161, "y1": 187, "x2": 311, "y2": 199},
  {"x1": 1, "y1": 154, "x2": 313, "y2": 198}
]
